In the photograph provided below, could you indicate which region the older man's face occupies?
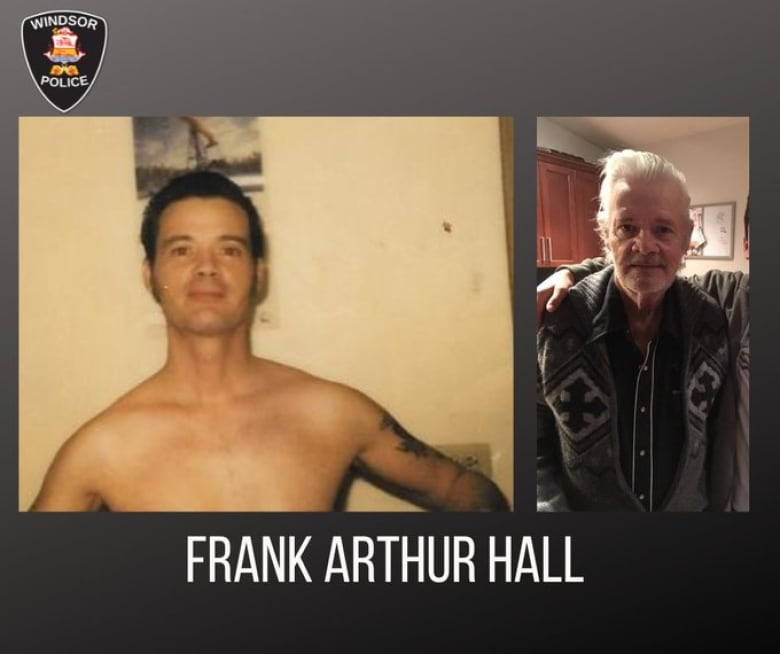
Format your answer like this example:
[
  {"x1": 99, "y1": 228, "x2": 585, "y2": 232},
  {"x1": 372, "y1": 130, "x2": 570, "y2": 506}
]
[{"x1": 607, "y1": 177, "x2": 690, "y2": 301}]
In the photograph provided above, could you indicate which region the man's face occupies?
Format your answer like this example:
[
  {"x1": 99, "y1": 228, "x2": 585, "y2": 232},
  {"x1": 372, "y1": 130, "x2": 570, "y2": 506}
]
[
  {"x1": 607, "y1": 177, "x2": 690, "y2": 301},
  {"x1": 143, "y1": 197, "x2": 263, "y2": 336}
]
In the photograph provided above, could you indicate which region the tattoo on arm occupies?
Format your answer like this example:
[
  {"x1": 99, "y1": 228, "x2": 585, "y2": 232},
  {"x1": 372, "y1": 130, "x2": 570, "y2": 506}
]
[{"x1": 380, "y1": 412, "x2": 441, "y2": 459}]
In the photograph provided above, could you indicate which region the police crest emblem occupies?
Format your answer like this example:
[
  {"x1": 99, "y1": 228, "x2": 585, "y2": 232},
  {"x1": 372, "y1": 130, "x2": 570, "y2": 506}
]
[{"x1": 21, "y1": 11, "x2": 107, "y2": 112}]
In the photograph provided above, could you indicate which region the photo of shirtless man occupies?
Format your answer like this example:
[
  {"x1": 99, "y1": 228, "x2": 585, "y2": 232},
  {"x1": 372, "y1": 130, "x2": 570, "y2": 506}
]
[{"x1": 29, "y1": 170, "x2": 509, "y2": 512}]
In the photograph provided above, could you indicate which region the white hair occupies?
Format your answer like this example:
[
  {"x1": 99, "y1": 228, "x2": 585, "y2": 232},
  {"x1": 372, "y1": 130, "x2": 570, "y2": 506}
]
[{"x1": 595, "y1": 149, "x2": 692, "y2": 260}]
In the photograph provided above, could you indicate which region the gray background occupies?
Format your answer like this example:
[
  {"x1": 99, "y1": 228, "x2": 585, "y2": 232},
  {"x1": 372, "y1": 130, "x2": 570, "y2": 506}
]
[{"x1": 3, "y1": 0, "x2": 777, "y2": 650}]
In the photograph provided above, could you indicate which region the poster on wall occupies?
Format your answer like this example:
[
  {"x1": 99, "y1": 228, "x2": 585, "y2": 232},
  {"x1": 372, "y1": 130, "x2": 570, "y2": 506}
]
[
  {"x1": 131, "y1": 116, "x2": 264, "y2": 198},
  {"x1": 686, "y1": 201, "x2": 736, "y2": 259}
]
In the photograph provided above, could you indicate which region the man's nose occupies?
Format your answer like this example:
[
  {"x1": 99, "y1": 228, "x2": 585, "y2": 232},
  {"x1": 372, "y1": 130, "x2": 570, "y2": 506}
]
[
  {"x1": 194, "y1": 250, "x2": 218, "y2": 276},
  {"x1": 632, "y1": 229, "x2": 658, "y2": 254}
]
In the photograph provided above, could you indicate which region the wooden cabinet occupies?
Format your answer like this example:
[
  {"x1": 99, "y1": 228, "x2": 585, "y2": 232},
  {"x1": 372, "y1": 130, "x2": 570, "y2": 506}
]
[{"x1": 536, "y1": 149, "x2": 602, "y2": 267}]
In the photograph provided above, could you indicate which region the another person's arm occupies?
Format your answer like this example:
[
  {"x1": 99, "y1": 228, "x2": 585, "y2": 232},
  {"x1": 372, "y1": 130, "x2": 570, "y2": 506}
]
[
  {"x1": 539, "y1": 261, "x2": 749, "y2": 322},
  {"x1": 688, "y1": 270, "x2": 748, "y2": 314},
  {"x1": 536, "y1": 257, "x2": 608, "y2": 328}
]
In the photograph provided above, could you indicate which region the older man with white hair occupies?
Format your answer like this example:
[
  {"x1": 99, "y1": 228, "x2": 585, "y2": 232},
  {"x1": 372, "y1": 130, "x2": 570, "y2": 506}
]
[{"x1": 537, "y1": 150, "x2": 732, "y2": 512}]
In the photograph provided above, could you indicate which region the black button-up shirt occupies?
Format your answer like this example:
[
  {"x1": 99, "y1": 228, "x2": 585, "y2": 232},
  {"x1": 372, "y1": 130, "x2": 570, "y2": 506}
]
[{"x1": 592, "y1": 279, "x2": 685, "y2": 511}]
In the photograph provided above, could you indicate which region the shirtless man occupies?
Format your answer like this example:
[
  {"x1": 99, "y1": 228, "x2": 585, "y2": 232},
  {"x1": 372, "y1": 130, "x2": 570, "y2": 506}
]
[{"x1": 31, "y1": 171, "x2": 509, "y2": 512}]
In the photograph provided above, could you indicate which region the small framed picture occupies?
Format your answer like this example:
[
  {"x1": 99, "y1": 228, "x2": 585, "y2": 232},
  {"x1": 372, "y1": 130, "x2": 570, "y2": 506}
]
[
  {"x1": 686, "y1": 201, "x2": 736, "y2": 259},
  {"x1": 132, "y1": 116, "x2": 263, "y2": 199}
]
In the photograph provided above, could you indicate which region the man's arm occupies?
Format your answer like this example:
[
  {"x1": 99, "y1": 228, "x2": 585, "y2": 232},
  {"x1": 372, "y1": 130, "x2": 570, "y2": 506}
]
[
  {"x1": 681, "y1": 270, "x2": 749, "y2": 511},
  {"x1": 536, "y1": 363, "x2": 572, "y2": 511},
  {"x1": 354, "y1": 410, "x2": 509, "y2": 511},
  {"x1": 336, "y1": 388, "x2": 508, "y2": 511},
  {"x1": 732, "y1": 343, "x2": 750, "y2": 511},
  {"x1": 29, "y1": 428, "x2": 105, "y2": 511}
]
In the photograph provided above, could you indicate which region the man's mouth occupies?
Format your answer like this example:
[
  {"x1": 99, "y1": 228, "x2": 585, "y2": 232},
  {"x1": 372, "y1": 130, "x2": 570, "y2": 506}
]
[{"x1": 187, "y1": 287, "x2": 225, "y2": 300}]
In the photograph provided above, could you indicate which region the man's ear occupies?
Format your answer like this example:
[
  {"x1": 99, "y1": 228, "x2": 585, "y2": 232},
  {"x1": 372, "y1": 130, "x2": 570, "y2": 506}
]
[
  {"x1": 254, "y1": 259, "x2": 269, "y2": 303},
  {"x1": 142, "y1": 259, "x2": 152, "y2": 293},
  {"x1": 143, "y1": 259, "x2": 162, "y2": 304}
]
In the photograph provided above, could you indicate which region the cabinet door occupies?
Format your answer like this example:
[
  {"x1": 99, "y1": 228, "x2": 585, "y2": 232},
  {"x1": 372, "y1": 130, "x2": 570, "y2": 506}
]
[
  {"x1": 574, "y1": 169, "x2": 603, "y2": 260},
  {"x1": 537, "y1": 161, "x2": 579, "y2": 265},
  {"x1": 536, "y1": 168, "x2": 546, "y2": 265}
]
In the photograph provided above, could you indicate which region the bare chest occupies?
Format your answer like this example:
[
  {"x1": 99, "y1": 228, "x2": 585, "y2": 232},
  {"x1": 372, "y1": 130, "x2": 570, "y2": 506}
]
[{"x1": 102, "y1": 406, "x2": 355, "y2": 511}]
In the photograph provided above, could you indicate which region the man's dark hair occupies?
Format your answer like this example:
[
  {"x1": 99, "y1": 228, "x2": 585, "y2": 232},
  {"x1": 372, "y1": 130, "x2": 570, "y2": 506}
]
[{"x1": 141, "y1": 170, "x2": 265, "y2": 262}]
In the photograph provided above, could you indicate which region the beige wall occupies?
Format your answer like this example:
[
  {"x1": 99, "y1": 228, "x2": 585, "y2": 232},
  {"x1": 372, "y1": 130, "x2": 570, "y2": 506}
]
[
  {"x1": 646, "y1": 123, "x2": 749, "y2": 275},
  {"x1": 19, "y1": 116, "x2": 514, "y2": 511}
]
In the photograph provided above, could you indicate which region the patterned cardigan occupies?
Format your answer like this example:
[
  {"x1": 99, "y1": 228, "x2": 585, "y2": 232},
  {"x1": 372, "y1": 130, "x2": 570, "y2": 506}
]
[{"x1": 537, "y1": 267, "x2": 731, "y2": 511}]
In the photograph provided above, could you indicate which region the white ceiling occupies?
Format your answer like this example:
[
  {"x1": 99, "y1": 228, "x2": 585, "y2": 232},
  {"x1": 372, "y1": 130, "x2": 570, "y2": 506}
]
[{"x1": 545, "y1": 116, "x2": 748, "y2": 150}]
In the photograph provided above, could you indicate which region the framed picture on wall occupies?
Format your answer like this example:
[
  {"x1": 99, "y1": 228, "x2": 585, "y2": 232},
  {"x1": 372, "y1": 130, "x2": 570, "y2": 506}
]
[
  {"x1": 132, "y1": 116, "x2": 264, "y2": 199},
  {"x1": 686, "y1": 201, "x2": 736, "y2": 259}
]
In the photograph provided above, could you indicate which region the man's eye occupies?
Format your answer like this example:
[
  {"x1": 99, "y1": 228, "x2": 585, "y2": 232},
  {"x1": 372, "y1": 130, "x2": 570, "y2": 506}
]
[
  {"x1": 223, "y1": 247, "x2": 241, "y2": 256},
  {"x1": 171, "y1": 246, "x2": 190, "y2": 256},
  {"x1": 616, "y1": 224, "x2": 637, "y2": 236}
]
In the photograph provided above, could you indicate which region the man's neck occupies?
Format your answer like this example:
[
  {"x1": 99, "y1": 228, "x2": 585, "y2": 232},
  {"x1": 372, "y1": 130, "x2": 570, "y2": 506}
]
[
  {"x1": 160, "y1": 328, "x2": 257, "y2": 403},
  {"x1": 616, "y1": 284, "x2": 666, "y2": 354}
]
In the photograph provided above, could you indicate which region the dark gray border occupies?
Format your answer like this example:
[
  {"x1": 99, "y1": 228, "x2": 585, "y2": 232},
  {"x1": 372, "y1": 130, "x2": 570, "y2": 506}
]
[{"x1": 3, "y1": 0, "x2": 778, "y2": 650}]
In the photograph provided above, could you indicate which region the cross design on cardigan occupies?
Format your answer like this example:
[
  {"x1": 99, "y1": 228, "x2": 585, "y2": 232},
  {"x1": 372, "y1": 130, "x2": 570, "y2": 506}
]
[
  {"x1": 552, "y1": 376, "x2": 608, "y2": 434},
  {"x1": 691, "y1": 367, "x2": 717, "y2": 413}
]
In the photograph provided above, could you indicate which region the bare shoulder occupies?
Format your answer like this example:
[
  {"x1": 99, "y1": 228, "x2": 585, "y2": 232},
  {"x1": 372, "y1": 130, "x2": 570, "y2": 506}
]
[
  {"x1": 29, "y1": 409, "x2": 116, "y2": 511},
  {"x1": 78, "y1": 374, "x2": 168, "y2": 442},
  {"x1": 30, "y1": 376, "x2": 167, "y2": 511},
  {"x1": 251, "y1": 359, "x2": 438, "y2": 464},
  {"x1": 51, "y1": 379, "x2": 157, "y2": 464},
  {"x1": 252, "y1": 358, "x2": 383, "y2": 438}
]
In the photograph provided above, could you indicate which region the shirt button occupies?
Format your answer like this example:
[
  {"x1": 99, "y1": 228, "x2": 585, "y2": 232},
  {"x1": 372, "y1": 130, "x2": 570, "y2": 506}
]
[
  {"x1": 639, "y1": 449, "x2": 646, "y2": 457},
  {"x1": 643, "y1": 366, "x2": 649, "y2": 371},
  {"x1": 640, "y1": 406, "x2": 646, "y2": 413},
  {"x1": 639, "y1": 493, "x2": 645, "y2": 500}
]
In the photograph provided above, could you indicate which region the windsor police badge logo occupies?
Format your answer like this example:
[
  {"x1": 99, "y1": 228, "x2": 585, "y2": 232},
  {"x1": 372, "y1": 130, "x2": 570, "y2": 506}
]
[{"x1": 21, "y1": 11, "x2": 107, "y2": 112}]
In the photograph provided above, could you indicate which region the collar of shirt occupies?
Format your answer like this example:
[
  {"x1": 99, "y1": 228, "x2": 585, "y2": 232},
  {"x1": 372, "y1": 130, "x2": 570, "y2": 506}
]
[{"x1": 590, "y1": 272, "x2": 682, "y2": 347}]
